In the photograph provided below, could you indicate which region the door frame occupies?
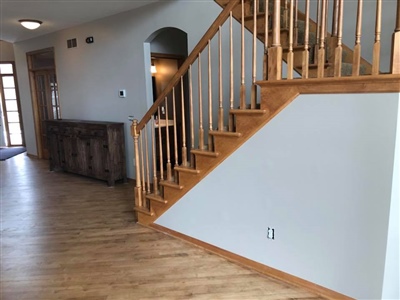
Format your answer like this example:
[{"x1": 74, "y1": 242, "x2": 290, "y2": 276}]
[
  {"x1": 0, "y1": 61, "x2": 25, "y2": 147},
  {"x1": 26, "y1": 47, "x2": 59, "y2": 159}
]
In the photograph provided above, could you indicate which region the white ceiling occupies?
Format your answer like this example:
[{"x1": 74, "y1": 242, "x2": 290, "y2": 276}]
[{"x1": 0, "y1": 0, "x2": 159, "y2": 43}]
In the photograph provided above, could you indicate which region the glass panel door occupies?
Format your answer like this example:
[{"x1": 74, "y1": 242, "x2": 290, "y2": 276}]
[
  {"x1": 34, "y1": 70, "x2": 60, "y2": 158},
  {"x1": 0, "y1": 63, "x2": 25, "y2": 146}
]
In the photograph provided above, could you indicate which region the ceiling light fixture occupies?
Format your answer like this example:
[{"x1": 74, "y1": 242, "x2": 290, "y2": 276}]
[{"x1": 19, "y1": 19, "x2": 42, "y2": 30}]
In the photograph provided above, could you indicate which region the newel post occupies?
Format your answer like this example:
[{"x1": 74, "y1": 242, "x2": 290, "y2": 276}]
[
  {"x1": 131, "y1": 120, "x2": 142, "y2": 209},
  {"x1": 268, "y1": 0, "x2": 283, "y2": 80},
  {"x1": 391, "y1": 0, "x2": 400, "y2": 74}
]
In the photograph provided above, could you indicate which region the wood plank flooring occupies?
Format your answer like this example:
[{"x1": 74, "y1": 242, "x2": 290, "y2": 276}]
[{"x1": 1, "y1": 154, "x2": 326, "y2": 300}]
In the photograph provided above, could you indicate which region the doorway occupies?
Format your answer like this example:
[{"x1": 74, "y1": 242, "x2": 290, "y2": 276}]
[
  {"x1": 0, "y1": 62, "x2": 25, "y2": 147},
  {"x1": 27, "y1": 48, "x2": 60, "y2": 159},
  {"x1": 145, "y1": 27, "x2": 189, "y2": 172},
  {"x1": 151, "y1": 53, "x2": 187, "y2": 170}
]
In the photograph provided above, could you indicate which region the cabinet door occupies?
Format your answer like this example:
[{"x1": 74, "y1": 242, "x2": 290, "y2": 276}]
[
  {"x1": 62, "y1": 136, "x2": 79, "y2": 172},
  {"x1": 48, "y1": 132, "x2": 61, "y2": 170},
  {"x1": 89, "y1": 138, "x2": 109, "y2": 180},
  {"x1": 76, "y1": 137, "x2": 90, "y2": 175}
]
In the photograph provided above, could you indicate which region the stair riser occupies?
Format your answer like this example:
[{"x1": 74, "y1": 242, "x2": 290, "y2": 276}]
[
  {"x1": 234, "y1": 114, "x2": 268, "y2": 134},
  {"x1": 178, "y1": 172, "x2": 200, "y2": 186},
  {"x1": 148, "y1": 201, "x2": 166, "y2": 217},
  {"x1": 213, "y1": 136, "x2": 242, "y2": 153},
  {"x1": 162, "y1": 186, "x2": 185, "y2": 202},
  {"x1": 194, "y1": 155, "x2": 220, "y2": 171}
]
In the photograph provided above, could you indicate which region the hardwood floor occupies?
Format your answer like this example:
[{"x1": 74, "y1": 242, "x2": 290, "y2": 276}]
[{"x1": 1, "y1": 154, "x2": 326, "y2": 300}]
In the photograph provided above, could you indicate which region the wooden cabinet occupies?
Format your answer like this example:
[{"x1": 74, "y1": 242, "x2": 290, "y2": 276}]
[{"x1": 46, "y1": 119, "x2": 126, "y2": 186}]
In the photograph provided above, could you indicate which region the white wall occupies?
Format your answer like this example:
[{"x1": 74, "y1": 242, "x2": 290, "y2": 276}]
[
  {"x1": 13, "y1": 1, "x2": 222, "y2": 174},
  {"x1": 0, "y1": 41, "x2": 15, "y2": 61},
  {"x1": 156, "y1": 92, "x2": 399, "y2": 299},
  {"x1": 382, "y1": 95, "x2": 400, "y2": 300}
]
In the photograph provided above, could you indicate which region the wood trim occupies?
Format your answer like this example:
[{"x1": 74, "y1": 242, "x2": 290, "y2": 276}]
[
  {"x1": 137, "y1": 0, "x2": 240, "y2": 132},
  {"x1": 148, "y1": 223, "x2": 354, "y2": 300},
  {"x1": 257, "y1": 74, "x2": 400, "y2": 94}
]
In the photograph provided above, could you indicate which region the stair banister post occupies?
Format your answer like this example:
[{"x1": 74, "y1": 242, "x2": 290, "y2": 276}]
[
  {"x1": 268, "y1": 0, "x2": 283, "y2": 80},
  {"x1": 131, "y1": 119, "x2": 143, "y2": 209},
  {"x1": 372, "y1": 0, "x2": 382, "y2": 75},
  {"x1": 333, "y1": 0, "x2": 343, "y2": 77},
  {"x1": 391, "y1": 0, "x2": 400, "y2": 74}
]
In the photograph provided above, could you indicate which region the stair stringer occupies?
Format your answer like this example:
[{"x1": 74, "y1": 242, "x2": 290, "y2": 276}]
[{"x1": 137, "y1": 87, "x2": 300, "y2": 226}]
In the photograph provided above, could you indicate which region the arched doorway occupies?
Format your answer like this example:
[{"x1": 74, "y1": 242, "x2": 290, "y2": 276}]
[{"x1": 144, "y1": 28, "x2": 189, "y2": 172}]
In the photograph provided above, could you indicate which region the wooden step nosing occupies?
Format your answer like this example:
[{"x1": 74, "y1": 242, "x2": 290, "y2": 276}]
[
  {"x1": 191, "y1": 150, "x2": 220, "y2": 157},
  {"x1": 146, "y1": 194, "x2": 168, "y2": 204},
  {"x1": 159, "y1": 180, "x2": 184, "y2": 190},
  {"x1": 230, "y1": 109, "x2": 268, "y2": 115},
  {"x1": 174, "y1": 167, "x2": 201, "y2": 174},
  {"x1": 134, "y1": 206, "x2": 154, "y2": 216},
  {"x1": 209, "y1": 131, "x2": 242, "y2": 138}
]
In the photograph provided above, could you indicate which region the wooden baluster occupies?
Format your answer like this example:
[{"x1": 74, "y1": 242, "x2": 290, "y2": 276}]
[
  {"x1": 328, "y1": 0, "x2": 339, "y2": 64},
  {"x1": 157, "y1": 107, "x2": 164, "y2": 182},
  {"x1": 189, "y1": 65, "x2": 195, "y2": 164},
  {"x1": 172, "y1": 87, "x2": 179, "y2": 173},
  {"x1": 229, "y1": 12, "x2": 235, "y2": 132},
  {"x1": 151, "y1": 116, "x2": 158, "y2": 195},
  {"x1": 140, "y1": 130, "x2": 146, "y2": 206},
  {"x1": 218, "y1": 26, "x2": 225, "y2": 129},
  {"x1": 240, "y1": 0, "x2": 246, "y2": 109},
  {"x1": 314, "y1": 0, "x2": 321, "y2": 64},
  {"x1": 165, "y1": 97, "x2": 172, "y2": 181},
  {"x1": 287, "y1": 0, "x2": 294, "y2": 79},
  {"x1": 283, "y1": 0, "x2": 289, "y2": 28},
  {"x1": 144, "y1": 124, "x2": 151, "y2": 194},
  {"x1": 132, "y1": 120, "x2": 142, "y2": 208},
  {"x1": 317, "y1": 0, "x2": 326, "y2": 78},
  {"x1": 251, "y1": 0, "x2": 257, "y2": 108},
  {"x1": 372, "y1": 0, "x2": 382, "y2": 75},
  {"x1": 391, "y1": 0, "x2": 400, "y2": 74},
  {"x1": 268, "y1": 0, "x2": 282, "y2": 80},
  {"x1": 352, "y1": 0, "x2": 363, "y2": 76},
  {"x1": 180, "y1": 77, "x2": 188, "y2": 166},
  {"x1": 334, "y1": 0, "x2": 343, "y2": 77},
  {"x1": 198, "y1": 54, "x2": 205, "y2": 149},
  {"x1": 208, "y1": 40, "x2": 213, "y2": 147},
  {"x1": 302, "y1": 0, "x2": 310, "y2": 78},
  {"x1": 332, "y1": 0, "x2": 339, "y2": 37},
  {"x1": 294, "y1": 0, "x2": 299, "y2": 46},
  {"x1": 263, "y1": 0, "x2": 269, "y2": 80}
]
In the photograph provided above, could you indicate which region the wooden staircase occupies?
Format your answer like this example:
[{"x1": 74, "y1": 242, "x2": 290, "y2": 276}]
[{"x1": 132, "y1": 0, "x2": 400, "y2": 226}]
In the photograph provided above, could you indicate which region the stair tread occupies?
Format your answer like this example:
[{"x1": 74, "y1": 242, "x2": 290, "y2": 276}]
[
  {"x1": 230, "y1": 109, "x2": 268, "y2": 115},
  {"x1": 134, "y1": 206, "x2": 154, "y2": 216},
  {"x1": 146, "y1": 193, "x2": 167, "y2": 204},
  {"x1": 160, "y1": 180, "x2": 184, "y2": 190},
  {"x1": 209, "y1": 130, "x2": 242, "y2": 137},
  {"x1": 191, "y1": 149, "x2": 220, "y2": 157},
  {"x1": 174, "y1": 166, "x2": 200, "y2": 174}
]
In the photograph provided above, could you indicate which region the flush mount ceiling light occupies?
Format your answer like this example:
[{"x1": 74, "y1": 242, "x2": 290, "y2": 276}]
[{"x1": 19, "y1": 19, "x2": 42, "y2": 30}]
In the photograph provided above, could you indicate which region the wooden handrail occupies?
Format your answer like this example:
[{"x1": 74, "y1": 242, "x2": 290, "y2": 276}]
[{"x1": 137, "y1": 0, "x2": 240, "y2": 132}]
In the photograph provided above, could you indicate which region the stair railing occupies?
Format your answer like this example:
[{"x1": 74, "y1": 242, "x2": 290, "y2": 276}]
[
  {"x1": 132, "y1": 0, "x2": 400, "y2": 215},
  {"x1": 132, "y1": 0, "x2": 249, "y2": 214}
]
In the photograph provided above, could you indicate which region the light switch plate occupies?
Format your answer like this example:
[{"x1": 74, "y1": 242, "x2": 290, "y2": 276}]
[{"x1": 119, "y1": 89, "x2": 126, "y2": 98}]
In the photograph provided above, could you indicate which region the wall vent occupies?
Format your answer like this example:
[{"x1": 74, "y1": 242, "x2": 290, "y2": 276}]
[{"x1": 67, "y1": 38, "x2": 77, "y2": 48}]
